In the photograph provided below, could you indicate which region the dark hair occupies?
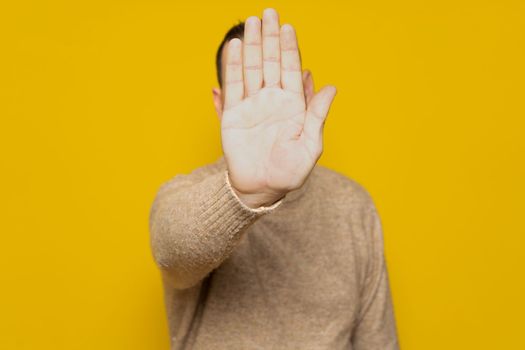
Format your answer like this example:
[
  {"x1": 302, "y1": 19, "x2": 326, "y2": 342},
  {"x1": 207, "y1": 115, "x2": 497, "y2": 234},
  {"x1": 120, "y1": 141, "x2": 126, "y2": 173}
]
[{"x1": 216, "y1": 21, "x2": 245, "y2": 88}]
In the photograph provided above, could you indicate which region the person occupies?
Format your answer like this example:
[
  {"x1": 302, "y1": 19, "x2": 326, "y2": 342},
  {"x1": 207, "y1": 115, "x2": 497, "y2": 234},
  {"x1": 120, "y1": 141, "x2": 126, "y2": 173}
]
[{"x1": 148, "y1": 8, "x2": 399, "y2": 349}]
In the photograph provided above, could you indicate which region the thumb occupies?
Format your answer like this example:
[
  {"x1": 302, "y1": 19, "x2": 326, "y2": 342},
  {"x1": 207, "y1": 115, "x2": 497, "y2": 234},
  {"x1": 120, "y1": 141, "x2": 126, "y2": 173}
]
[{"x1": 302, "y1": 85, "x2": 337, "y2": 148}]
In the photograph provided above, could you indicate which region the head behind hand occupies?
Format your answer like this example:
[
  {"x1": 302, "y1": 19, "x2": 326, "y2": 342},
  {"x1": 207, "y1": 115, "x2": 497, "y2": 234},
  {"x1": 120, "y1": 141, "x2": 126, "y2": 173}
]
[
  {"x1": 212, "y1": 21, "x2": 244, "y2": 120},
  {"x1": 212, "y1": 17, "x2": 313, "y2": 121}
]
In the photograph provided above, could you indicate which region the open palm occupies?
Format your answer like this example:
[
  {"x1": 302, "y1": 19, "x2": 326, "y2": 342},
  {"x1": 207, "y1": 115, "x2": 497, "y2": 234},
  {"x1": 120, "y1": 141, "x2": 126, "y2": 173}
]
[{"x1": 221, "y1": 9, "x2": 337, "y2": 204}]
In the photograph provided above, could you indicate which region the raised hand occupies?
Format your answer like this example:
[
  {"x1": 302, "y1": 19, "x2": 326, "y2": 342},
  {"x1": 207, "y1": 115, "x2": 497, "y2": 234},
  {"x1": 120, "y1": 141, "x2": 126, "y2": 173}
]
[{"x1": 221, "y1": 8, "x2": 337, "y2": 208}]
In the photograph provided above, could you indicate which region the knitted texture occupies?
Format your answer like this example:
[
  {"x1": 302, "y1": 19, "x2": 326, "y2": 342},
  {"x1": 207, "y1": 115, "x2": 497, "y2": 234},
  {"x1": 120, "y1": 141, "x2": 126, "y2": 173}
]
[{"x1": 149, "y1": 156, "x2": 399, "y2": 350}]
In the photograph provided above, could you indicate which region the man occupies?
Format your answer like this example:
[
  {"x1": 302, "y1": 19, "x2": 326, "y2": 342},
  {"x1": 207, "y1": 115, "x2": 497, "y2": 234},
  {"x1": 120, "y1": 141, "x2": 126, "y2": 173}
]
[{"x1": 149, "y1": 8, "x2": 399, "y2": 349}]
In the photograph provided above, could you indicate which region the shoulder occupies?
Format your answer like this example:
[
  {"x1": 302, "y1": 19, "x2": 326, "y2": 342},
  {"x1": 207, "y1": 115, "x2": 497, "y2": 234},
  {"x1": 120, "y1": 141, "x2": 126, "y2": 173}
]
[
  {"x1": 306, "y1": 164, "x2": 382, "y2": 246},
  {"x1": 308, "y1": 164, "x2": 377, "y2": 213}
]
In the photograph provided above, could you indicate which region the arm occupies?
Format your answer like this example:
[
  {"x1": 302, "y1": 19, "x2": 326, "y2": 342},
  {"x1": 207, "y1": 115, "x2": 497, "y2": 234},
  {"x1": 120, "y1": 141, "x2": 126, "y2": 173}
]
[
  {"x1": 149, "y1": 167, "x2": 283, "y2": 290},
  {"x1": 351, "y1": 203, "x2": 400, "y2": 349}
]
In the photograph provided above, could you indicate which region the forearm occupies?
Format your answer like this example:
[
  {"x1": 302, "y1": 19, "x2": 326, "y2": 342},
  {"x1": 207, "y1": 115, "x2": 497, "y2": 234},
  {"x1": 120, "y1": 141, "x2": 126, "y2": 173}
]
[{"x1": 149, "y1": 169, "x2": 283, "y2": 289}]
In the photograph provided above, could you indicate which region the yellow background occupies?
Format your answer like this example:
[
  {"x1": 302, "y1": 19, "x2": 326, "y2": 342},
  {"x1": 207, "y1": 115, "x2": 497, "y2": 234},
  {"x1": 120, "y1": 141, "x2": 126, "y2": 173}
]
[{"x1": 1, "y1": 0, "x2": 524, "y2": 349}]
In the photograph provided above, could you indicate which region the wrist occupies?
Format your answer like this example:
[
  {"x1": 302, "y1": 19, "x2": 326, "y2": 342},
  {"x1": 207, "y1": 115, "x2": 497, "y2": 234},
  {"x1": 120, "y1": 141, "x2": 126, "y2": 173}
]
[
  {"x1": 231, "y1": 188, "x2": 286, "y2": 209},
  {"x1": 224, "y1": 170, "x2": 287, "y2": 209},
  {"x1": 222, "y1": 171, "x2": 287, "y2": 209}
]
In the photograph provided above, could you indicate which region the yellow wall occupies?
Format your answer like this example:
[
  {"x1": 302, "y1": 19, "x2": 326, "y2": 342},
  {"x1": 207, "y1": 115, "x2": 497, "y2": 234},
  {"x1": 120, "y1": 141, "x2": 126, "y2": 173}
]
[{"x1": 1, "y1": 1, "x2": 524, "y2": 348}]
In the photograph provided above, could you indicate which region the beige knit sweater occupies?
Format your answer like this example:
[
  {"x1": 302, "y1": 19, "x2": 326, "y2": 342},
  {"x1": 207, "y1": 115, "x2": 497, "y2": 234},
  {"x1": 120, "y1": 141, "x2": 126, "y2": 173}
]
[{"x1": 149, "y1": 155, "x2": 399, "y2": 349}]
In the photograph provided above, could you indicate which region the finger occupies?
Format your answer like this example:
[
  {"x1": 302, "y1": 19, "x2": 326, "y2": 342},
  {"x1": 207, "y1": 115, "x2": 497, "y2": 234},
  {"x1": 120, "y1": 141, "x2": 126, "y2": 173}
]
[
  {"x1": 223, "y1": 38, "x2": 244, "y2": 110},
  {"x1": 302, "y1": 69, "x2": 315, "y2": 105},
  {"x1": 243, "y1": 16, "x2": 263, "y2": 96},
  {"x1": 302, "y1": 86, "x2": 337, "y2": 153},
  {"x1": 262, "y1": 8, "x2": 281, "y2": 88},
  {"x1": 280, "y1": 24, "x2": 304, "y2": 99}
]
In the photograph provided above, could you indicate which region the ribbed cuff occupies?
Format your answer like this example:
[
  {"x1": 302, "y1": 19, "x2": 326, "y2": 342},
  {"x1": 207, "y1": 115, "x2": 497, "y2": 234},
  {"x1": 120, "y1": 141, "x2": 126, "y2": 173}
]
[
  {"x1": 224, "y1": 170, "x2": 284, "y2": 213},
  {"x1": 196, "y1": 171, "x2": 283, "y2": 242}
]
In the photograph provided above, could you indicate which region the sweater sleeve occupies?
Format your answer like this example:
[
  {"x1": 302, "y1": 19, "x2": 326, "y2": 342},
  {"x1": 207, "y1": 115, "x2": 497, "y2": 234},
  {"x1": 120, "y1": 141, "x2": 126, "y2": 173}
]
[
  {"x1": 148, "y1": 168, "x2": 284, "y2": 290},
  {"x1": 351, "y1": 202, "x2": 400, "y2": 350}
]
